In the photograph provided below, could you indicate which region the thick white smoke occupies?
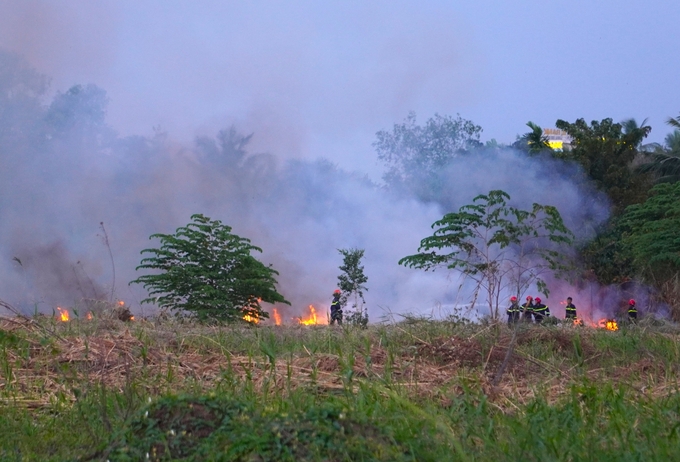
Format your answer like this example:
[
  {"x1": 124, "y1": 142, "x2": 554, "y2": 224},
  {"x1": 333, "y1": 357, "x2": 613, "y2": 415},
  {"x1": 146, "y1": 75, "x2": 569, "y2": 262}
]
[{"x1": 0, "y1": 50, "x2": 619, "y2": 322}]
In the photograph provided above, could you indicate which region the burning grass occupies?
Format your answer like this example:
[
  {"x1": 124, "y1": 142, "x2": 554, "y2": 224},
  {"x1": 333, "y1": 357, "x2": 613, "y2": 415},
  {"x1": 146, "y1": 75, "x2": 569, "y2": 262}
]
[{"x1": 0, "y1": 313, "x2": 678, "y2": 460}]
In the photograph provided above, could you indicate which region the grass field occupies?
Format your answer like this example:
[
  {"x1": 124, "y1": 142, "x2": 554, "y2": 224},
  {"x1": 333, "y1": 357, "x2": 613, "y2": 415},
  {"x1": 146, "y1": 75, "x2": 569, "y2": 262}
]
[{"x1": 0, "y1": 310, "x2": 678, "y2": 461}]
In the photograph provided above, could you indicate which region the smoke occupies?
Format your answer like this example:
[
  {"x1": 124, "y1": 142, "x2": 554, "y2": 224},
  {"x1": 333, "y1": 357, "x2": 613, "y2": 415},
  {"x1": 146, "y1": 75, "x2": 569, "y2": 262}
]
[{"x1": 0, "y1": 49, "x2": 621, "y2": 322}]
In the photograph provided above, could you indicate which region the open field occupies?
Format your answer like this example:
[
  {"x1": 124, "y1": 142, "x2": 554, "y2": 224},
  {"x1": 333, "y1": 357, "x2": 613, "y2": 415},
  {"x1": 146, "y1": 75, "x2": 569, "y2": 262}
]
[{"x1": 0, "y1": 312, "x2": 678, "y2": 461}]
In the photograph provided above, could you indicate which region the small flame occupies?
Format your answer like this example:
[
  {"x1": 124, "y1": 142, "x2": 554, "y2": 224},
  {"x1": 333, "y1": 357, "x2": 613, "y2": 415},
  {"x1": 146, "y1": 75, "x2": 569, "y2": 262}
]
[
  {"x1": 86, "y1": 312, "x2": 93, "y2": 320},
  {"x1": 118, "y1": 301, "x2": 125, "y2": 306},
  {"x1": 130, "y1": 315, "x2": 135, "y2": 321},
  {"x1": 297, "y1": 305, "x2": 328, "y2": 325},
  {"x1": 573, "y1": 317, "x2": 584, "y2": 326},
  {"x1": 243, "y1": 313, "x2": 259, "y2": 324},
  {"x1": 597, "y1": 318, "x2": 618, "y2": 331},
  {"x1": 272, "y1": 308, "x2": 282, "y2": 326},
  {"x1": 57, "y1": 307, "x2": 69, "y2": 322}
]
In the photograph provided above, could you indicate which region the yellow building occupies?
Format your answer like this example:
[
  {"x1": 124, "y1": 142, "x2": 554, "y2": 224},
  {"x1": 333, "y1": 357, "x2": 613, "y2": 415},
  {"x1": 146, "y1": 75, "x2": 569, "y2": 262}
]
[{"x1": 543, "y1": 128, "x2": 572, "y2": 151}]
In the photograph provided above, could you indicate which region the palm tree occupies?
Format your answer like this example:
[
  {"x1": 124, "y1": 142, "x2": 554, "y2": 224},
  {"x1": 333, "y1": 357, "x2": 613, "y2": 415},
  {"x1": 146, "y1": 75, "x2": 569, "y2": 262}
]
[
  {"x1": 637, "y1": 115, "x2": 680, "y2": 183},
  {"x1": 514, "y1": 121, "x2": 552, "y2": 154}
]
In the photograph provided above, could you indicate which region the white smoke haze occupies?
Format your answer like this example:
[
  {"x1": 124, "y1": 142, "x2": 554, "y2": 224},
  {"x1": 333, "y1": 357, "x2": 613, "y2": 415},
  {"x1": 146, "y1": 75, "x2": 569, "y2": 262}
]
[{"x1": 2, "y1": 48, "x2": 652, "y2": 323}]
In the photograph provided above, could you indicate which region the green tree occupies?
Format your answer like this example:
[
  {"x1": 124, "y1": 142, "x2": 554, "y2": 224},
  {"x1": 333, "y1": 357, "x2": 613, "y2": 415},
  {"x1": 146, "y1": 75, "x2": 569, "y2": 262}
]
[
  {"x1": 374, "y1": 111, "x2": 482, "y2": 201},
  {"x1": 638, "y1": 115, "x2": 680, "y2": 184},
  {"x1": 131, "y1": 214, "x2": 289, "y2": 322},
  {"x1": 399, "y1": 191, "x2": 573, "y2": 319},
  {"x1": 513, "y1": 121, "x2": 553, "y2": 155},
  {"x1": 615, "y1": 182, "x2": 680, "y2": 321},
  {"x1": 554, "y1": 117, "x2": 652, "y2": 212},
  {"x1": 337, "y1": 248, "x2": 369, "y2": 326}
]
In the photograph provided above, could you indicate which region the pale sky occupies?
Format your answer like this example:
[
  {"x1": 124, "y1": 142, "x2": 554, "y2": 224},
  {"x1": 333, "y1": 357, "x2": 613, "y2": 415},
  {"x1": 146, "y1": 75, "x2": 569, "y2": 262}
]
[{"x1": 1, "y1": 0, "x2": 678, "y2": 176}]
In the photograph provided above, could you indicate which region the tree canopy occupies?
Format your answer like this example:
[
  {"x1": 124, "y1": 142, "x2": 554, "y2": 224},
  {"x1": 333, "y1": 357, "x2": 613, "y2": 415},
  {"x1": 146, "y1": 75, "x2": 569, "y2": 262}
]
[
  {"x1": 374, "y1": 111, "x2": 482, "y2": 201},
  {"x1": 131, "y1": 214, "x2": 289, "y2": 322},
  {"x1": 399, "y1": 190, "x2": 573, "y2": 319}
]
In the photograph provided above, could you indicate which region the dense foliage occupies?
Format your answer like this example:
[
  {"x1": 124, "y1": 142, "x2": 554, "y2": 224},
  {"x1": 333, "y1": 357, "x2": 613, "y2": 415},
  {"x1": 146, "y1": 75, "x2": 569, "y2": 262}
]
[{"x1": 131, "y1": 214, "x2": 289, "y2": 322}]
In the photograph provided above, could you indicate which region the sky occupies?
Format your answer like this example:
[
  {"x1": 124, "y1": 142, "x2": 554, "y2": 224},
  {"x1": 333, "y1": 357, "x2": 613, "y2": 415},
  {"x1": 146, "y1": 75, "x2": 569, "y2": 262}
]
[
  {"x1": 1, "y1": 1, "x2": 678, "y2": 177},
  {"x1": 0, "y1": 1, "x2": 675, "y2": 321}
]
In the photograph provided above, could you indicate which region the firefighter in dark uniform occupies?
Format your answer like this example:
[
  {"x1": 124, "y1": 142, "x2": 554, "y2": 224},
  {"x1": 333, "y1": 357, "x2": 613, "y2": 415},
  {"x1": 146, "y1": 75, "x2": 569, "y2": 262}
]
[
  {"x1": 533, "y1": 297, "x2": 550, "y2": 323},
  {"x1": 628, "y1": 299, "x2": 637, "y2": 321},
  {"x1": 565, "y1": 297, "x2": 577, "y2": 320},
  {"x1": 330, "y1": 289, "x2": 343, "y2": 325},
  {"x1": 521, "y1": 296, "x2": 535, "y2": 323},
  {"x1": 507, "y1": 296, "x2": 521, "y2": 325}
]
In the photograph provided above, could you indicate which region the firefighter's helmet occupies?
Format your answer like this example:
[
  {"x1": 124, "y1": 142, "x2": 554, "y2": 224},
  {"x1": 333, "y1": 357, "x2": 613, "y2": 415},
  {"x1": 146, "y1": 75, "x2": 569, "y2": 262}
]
[
  {"x1": 629, "y1": 299, "x2": 636, "y2": 305},
  {"x1": 535, "y1": 297, "x2": 542, "y2": 303},
  {"x1": 526, "y1": 296, "x2": 533, "y2": 301},
  {"x1": 334, "y1": 289, "x2": 341, "y2": 294},
  {"x1": 510, "y1": 296, "x2": 517, "y2": 302}
]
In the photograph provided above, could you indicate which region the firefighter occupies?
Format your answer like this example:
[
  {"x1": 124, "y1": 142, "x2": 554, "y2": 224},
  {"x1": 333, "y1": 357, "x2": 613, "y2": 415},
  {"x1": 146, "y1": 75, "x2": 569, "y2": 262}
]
[
  {"x1": 521, "y1": 296, "x2": 534, "y2": 323},
  {"x1": 330, "y1": 289, "x2": 343, "y2": 325},
  {"x1": 533, "y1": 297, "x2": 550, "y2": 323},
  {"x1": 507, "y1": 296, "x2": 521, "y2": 325},
  {"x1": 628, "y1": 299, "x2": 637, "y2": 321},
  {"x1": 565, "y1": 297, "x2": 577, "y2": 319}
]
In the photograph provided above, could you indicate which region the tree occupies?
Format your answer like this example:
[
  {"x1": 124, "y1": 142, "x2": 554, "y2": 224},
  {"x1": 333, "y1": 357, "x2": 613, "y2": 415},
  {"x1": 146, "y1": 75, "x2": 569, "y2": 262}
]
[
  {"x1": 374, "y1": 111, "x2": 482, "y2": 201},
  {"x1": 513, "y1": 121, "x2": 553, "y2": 155},
  {"x1": 399, "y1": 190, "x2": 574, "y2": 319},
  {"x1": 131, "y1": 214, "x2": 289, "y2": 322},
  {"x1": 637, "y1": 115, "x2": 680, "y2": 184},
  {"x1": 554, "y1": 118, "x2": 652, "y2": 212},
  {"x1": 337, "y1": 248, "x2": 369, "y2": 326},
  {"x1": 616, "y1": 182, "x2": 680, "y2": 321}
]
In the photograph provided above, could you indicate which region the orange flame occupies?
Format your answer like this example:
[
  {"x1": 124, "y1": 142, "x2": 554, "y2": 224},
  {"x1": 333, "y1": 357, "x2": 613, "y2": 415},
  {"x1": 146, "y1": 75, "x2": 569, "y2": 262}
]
[
  {"x1": 573, "y1": 317, "x2": 584, "y2": 326},
  {"x1": 597, "y1": 318, "x2": 619, "y2": 331},
  {"x1": 118, "y1": 301, "x2": 125, "y2": 306},
  {"x1": 130, "y1": 316, "x2": 135, "y2": 321},
  {"x1": 57, "y1": 307, "x2": 69, "y2": 322},
  {"x1": 86, "y1": 312, "x2": 93, "y2": 320},
  {"x1": 297, "y1": 305, "x2": 328, "y2": 325},
  {"x1": 243, "y1": 313, "x2": 259, "y2": 324},
  {"x1": 272, "y1": 308, "x2": 282, "y2": 326}
]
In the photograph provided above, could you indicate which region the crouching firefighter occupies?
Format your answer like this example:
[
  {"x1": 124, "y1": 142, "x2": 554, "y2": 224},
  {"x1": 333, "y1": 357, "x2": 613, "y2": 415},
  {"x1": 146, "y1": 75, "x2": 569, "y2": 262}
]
[
  {"x1": 533, "y1": 297, "x2": 550, "y2": 323},
  {"x1": 507, "y1": 296, "x2": 521, "y2": 325},
  {"x1": 330, "y1": 289, "x2": 343, "y2": 325}
]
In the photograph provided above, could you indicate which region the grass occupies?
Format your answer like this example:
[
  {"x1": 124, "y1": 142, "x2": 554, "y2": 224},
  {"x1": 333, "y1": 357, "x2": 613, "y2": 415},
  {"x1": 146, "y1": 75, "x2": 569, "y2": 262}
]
[{"x1": 0, "y1": 312, "x2": 678, "y2": 460}]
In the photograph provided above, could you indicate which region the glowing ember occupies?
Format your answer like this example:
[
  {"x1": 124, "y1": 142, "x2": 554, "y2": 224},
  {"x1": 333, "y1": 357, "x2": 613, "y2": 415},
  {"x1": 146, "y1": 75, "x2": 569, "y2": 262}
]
[
  {"x1": 573, "y1": 317, "x2": 584, "y2": 326},
  {"x1": 57, "y1": 307, "x2": 69, "y2": 322},
  {"x1": 130, "y1": 316, "x2": 135, "y2": 321},
  {"x1": 597, "y1": 318, "x2": 619, "y2": 331},
  {"x1": 86, "y1": 312, "x2": 93, "y2": 320},
  {"x1": 243, "y1": 313, "x2": 259, "y2": 324},
  {"x1": 118, "y1": 301, "x2": 125, "y2": 306},
  {"x1": 272, "y1": 308, "x2": 282, "y2": 326}
]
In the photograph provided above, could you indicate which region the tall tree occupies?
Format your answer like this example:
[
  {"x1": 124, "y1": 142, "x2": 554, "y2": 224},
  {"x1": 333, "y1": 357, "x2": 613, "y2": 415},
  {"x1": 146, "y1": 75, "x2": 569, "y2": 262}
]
[
  {"x1": 554, "y1": 118, "x2": 652, "y2": 212},
  {"x1": 638, "y1": 115, "x2": 680, "y2": 184},
  {"x1": 399, "y1": 190, "x2": 573, "y2": 320},
  {"x1": 374, "y1": 111, "x2": 482, "y2": 201},
  {"x1": 131, "y1": 214, "x2": 289, "y2": 322}
]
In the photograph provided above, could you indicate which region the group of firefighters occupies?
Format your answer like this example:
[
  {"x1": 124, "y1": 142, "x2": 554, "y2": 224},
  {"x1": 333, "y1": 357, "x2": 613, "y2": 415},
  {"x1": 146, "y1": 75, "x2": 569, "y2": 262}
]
[
  {"x1": 329, "y1": 289, "x2": 640, "y2": 327},
  {"x1": 506, "y1": 295, "x2": 638, "y2": 325}
]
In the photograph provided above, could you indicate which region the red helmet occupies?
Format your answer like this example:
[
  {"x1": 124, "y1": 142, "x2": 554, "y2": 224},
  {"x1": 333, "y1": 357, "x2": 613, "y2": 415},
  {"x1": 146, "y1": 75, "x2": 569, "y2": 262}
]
[
  {"x1": 629, "y1": 299, "x2": 636, "y2": 305},
  {"x1": 510, "y1": 296, "x2": 517, "y2": 302},
  {"x1": 535, "y1": 297, "x2": 541, "y2": 303},
  {"x1": 526, "y1": 296, "x2": 533, "y2": 301},
  {"x1": 334, "y1": 289, "x2": 341, "y2": 294}
]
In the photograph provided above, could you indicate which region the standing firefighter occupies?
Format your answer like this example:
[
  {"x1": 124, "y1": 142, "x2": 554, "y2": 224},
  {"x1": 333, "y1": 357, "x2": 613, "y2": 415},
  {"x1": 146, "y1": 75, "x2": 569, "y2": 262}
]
[
  {"x1": 533, "y1": 297, "x2": 550, "y2": 323},
  {"x1": 522, "y1": 296, "x2": 535, "y2": 323},
  {"x1": 330, "y1": 289, "x2": 343, "y2": 325},
  {"x1": 507, "y1": 296, "x2": 521, "y2": 325},
  {"x1": 628, "y1": 299, "x2": 637, "y2": 321},
  {"x1": 565, "y1": 297, "x2": 577, "y2": 320}
]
